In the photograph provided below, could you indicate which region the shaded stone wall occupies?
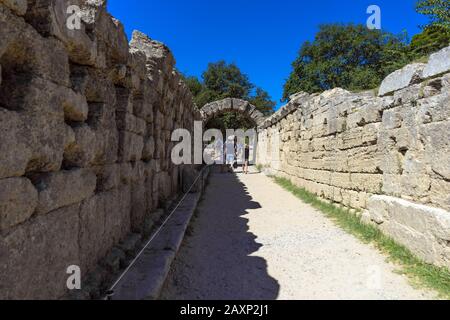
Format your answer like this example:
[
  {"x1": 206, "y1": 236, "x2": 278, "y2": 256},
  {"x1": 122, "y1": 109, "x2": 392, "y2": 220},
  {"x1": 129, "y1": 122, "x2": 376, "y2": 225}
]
[
  {"x1": 257, "y1": 47, "x2": 450, "y2": 267},
  {"x1": 0, "y1": 1, "x2": 200, "y2": 299}
]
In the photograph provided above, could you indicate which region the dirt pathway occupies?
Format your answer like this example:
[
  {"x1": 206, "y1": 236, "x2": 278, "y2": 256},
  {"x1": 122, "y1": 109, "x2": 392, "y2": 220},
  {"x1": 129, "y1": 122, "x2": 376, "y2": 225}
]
[{"x1": 160, "y1": 171, "x2": 436, "y2": 300}]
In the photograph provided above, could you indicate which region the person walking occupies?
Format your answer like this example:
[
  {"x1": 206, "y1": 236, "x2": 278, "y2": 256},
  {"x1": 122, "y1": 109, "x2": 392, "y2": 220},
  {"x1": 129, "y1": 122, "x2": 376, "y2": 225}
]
[{"x1": 243, "y1": 143, "x2": 250, "y2": 174}]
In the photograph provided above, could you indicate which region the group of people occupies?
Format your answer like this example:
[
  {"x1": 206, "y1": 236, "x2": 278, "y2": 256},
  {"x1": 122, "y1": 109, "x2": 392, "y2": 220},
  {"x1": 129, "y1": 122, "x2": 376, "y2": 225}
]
[{"x1": 213, "y1": 136, "x2": 251, "y2": 174}]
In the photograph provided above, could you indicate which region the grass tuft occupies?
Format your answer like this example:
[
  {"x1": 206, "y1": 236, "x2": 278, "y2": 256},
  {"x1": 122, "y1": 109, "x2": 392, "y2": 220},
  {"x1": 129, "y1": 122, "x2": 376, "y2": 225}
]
[{"x1": 273, "y1": 176, "x2": 450, "y2": 299}]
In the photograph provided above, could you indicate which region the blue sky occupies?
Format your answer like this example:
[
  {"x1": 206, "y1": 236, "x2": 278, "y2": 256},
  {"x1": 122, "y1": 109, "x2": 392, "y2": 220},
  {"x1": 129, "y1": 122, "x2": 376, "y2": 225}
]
[{"x1": 108, "y1": 0, "x2": 428, "y2": 109}]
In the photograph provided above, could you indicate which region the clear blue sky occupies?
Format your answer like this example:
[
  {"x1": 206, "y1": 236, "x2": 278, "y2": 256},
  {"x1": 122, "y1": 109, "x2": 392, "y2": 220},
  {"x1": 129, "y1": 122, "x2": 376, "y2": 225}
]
[{"x1": 108, "y1": 0, "x2": 428, "y2": 109}]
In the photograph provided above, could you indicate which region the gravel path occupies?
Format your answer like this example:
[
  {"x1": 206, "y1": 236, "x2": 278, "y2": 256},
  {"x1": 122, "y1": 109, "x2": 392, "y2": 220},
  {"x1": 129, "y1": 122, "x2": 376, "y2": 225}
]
[{"x1": 160, "y1": 171, "x2": 436, "y2": 300}]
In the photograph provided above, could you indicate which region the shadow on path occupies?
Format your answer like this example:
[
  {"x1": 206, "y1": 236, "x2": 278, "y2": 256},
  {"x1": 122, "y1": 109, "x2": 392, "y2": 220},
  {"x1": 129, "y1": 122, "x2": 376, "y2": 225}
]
[{"x1": 160, "y1": 172, "x2": 279, "y2": 300}]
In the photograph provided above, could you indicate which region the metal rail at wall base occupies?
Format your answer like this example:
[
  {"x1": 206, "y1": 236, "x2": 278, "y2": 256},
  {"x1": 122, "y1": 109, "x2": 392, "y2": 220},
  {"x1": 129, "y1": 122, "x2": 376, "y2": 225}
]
[{"x1": 105, "y1": 165, "x2": 211, "y2": 300}]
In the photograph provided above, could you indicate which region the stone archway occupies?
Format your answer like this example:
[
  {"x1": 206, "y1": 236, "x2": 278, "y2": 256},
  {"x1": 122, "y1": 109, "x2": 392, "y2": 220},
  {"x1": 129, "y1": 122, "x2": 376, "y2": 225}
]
[{"x1": 200, "y1": 98, "x2": 266, "y2": 127}]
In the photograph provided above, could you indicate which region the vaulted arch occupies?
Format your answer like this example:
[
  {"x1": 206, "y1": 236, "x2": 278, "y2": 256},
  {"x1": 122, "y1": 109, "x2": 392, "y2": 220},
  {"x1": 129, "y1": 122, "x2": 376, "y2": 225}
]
[{"x1": 200, "y1": 98, "x2": 266, "y2": 127}]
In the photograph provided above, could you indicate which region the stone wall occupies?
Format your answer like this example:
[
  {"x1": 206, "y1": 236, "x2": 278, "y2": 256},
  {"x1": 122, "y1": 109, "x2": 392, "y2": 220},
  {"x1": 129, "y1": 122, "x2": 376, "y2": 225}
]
[
  {"x1": 0, "y1": 1, "x2": 200, "y2": 299},
  {"x1": 257, "y1": 46, "x2": 450, "y2": 268}
]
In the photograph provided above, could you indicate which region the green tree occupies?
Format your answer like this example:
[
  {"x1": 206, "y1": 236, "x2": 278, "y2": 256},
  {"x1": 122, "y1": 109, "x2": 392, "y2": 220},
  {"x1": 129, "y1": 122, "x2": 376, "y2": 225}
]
[
  {"x1": 249, "y1": 88, "x2": 276, "y2": 116},
  {"x1": 410, "y1": 1, "x2": 450, "y2": 58},
  {"x1": 282, "y1": 24, "x2": 411, "y2": 100},
  {"x1": 416, "y1": 0, "x2": 450, "y2": 29},
  {"x1": 410, "y1": 25, "x2": 450, "y2": 57},
  {"x1": 184, "y1": 61, "x2": 275, "y2": 129},
  {"x1": 202, "y1": 61, "x2": 253, "y2": 100}
]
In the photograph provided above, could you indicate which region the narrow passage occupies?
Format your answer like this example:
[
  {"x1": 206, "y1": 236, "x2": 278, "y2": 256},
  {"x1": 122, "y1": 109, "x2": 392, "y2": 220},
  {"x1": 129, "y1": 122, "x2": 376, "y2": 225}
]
[{"x1": 160, "y1": 170, "x2": 435, "y2": 300}]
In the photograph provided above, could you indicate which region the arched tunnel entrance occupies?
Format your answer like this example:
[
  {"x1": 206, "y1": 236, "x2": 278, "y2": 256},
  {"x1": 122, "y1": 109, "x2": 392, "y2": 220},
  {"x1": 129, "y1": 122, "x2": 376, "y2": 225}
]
[
  {"x1": 200, "y1": 98, "x2": 266, "y2": 129},
  {"x1": 200, "y1": 98, "x2": 265, "y2": 170}
]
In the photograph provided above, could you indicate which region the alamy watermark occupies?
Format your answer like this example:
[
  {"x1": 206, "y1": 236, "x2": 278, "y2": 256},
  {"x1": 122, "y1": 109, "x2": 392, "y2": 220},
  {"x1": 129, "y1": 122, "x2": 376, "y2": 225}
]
[
  {"x1": 171, "y1": 121, "x2": 258, "y2": 166},
  {"x1": 367, "y1": 5, "x2": 382, "y2": 30},
  {"x1": 66, "y1": 265, "x2": 81, "y2": 290},
  {"x1": 66, "y1": 5, "x2": 82, "y2": 30}
]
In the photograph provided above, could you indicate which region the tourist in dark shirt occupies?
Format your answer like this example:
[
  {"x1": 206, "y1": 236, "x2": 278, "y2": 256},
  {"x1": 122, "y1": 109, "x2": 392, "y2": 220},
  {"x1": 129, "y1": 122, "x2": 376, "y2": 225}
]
[{"x1": 244, "y1": 144, "x2": 250, "y2": 174}]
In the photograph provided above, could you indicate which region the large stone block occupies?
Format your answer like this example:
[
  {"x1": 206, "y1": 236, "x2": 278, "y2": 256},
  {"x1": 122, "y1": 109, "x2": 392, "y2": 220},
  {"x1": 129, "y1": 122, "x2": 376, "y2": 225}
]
[
  {"x1": 119, "y1": 131, "x2": 144, "y2": 162},
  {"x1": 62, "y1": 88, "x2": 89, "y2": 122},
  {"x1": 417, "y1": 92, "x2": 450, "y2": 124},
  {"x1": 423, "y1": 46, "x2": 450, "y2": 79},
  {"x1": 350, "y1": 173, "x2": 383, "y2": 194},
  {"x1": 0, "y1": 108, "x2": 32, "y2": 179},
  {"x1": 0, "y1": 0, "x2": 27, "y2": 15},
  {"x1": 79, "y1": 186, "x2": 131, "y2": 274},
  {"x1": 379, "y1": 63, "x2": 425, "y2": 96},
  {"x1": 0, "y1": 9, "x2": 69, "y2": 85},
  {"x1": 430, "y1": 179, "x2": 450, "y2": 211},
  {"x1": 24, "y1": 0, "x2": 101, "y2": 66},
  {"x1": 0, "y1": 177, "x2": 38, "y2": 231},
  {"x1": 79, "y1": 195, "x2": 107, "y2": 272},
  {"x1": 365, "y1": 195, "x2": 450, "y2": 267},
  {"x1": 130, "y1": 30, "x2": 175, "y2": 72},
  {"x1": 420, "y1": 121, "x2": 450, "y2": 180},
  {"x1": 131, "y1": 181, "x2": 146, "y2": 232},
  {"x1": 116, "y1": 112, "x2": 146, "y2": 135},
  {"x1": 34, "y1": 168, "x2": 97, "y2": 214},
  {"x1": 0, "y1": 203, "x2": 80, "y2": 299},
  {"x1": 92, "y1": 164, "x2": 120, "y2": 192}
]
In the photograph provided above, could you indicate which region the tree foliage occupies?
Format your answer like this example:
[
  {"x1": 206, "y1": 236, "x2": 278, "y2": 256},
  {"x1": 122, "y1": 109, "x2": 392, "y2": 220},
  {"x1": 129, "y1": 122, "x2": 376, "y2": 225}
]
[
  {"x1": 184, "y1": 61, "x2": 275, "y2": 129},
  {"x1": 416, "y1": 0, "x2": 450, "y2": 29},
  {"x1": 282, "y1": 24, "x2": 411, "y2": 100},
  {"x1": 410, "y1": 25, "x2": 450, "y2": 57},
  {"x1": 411, "y1": 0, "x2": 450, "y2": 57}
]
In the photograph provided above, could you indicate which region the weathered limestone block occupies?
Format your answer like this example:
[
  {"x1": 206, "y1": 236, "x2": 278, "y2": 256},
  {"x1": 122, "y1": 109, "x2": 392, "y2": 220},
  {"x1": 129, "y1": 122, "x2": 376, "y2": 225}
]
[
  {"x1": 71, "y1": 66, "x2": 116, "y2": 104},
  {"x1": 132, "y1": 97, "x2": 153, "y2": 122},
  {"x1": 158, "y1": 171, "x2": 172, "y2": 201},
  {"x1": 62, "y1": 88, "x2": 89, "y2": 122},
  {"x1": 115, "y1": 86, "x2": 133, "y2": 113},
  {"x1": 0, "y1": 177, "x2": 38, "y2": 231},
  {"x1": 365, "y1": 195, "x2": 450, "y2": 267},
  {"x1": 64, "y1": 124, "x2": 97, "y2": 167},
  {"x1": 350, "y1": 173, "x2": 383, "y2": 194},
  {"x1": 346, "y1": 102, "x2": 383, "y2": 129},
  {"x1": 423, "y1": 46, "x2": 450, "y2": 79},
  {"x1": 92, "y1": 164, "x2": 120, "y2": 192},
  {"x1": 79, "y1": 195, "x2": 107, "y2": 272},
  {"x1": 420, "y1": 121, "x2": 450, "y2": 180},
  {"x1": 142, "y1": 136, "x2": 156, "y2": 161},
  {"x1": 0, "y1": 79, "x2": 75, "y2": 174},
  {"x1": 346, "y1": 145, "x2": 382, "y2": 173},
  {"x1": 430, "y1": 179, "x2": 450, "y2": 211},
  {"x1": 329, "y1": 172, "x2": 352, "y2": 189},
  {"x1": 116, "y1": 112, "x2": 146, "y2": 135},
  {"x1": 382, "y1": 108, "x2": 403, "y2": 130},
  {"x1": 24, "y1": 0, "x2": 99, "y2": 66},
  {"x1": 119, "y1": 131, "x2": 144, "y2": 162},
  {"x1": 27, "y1": 114, "x2": 74, "y2": 174},
  {"x1": 349, "y1": 190, "x2": 369, "y2": 209},
  {"x1": 400, "y1": 174, "x2": 431, "y2": 201},
  {"x1": 85, "y1": 103, "x2": 119, "y2": 164},
  {"x1": 0, "y1": 0, "x2": 27, "y2": 15},
  {"x1": 0, "y1": 203, "x2": 80, "y2": 299},
  {"x1": 421, "y1": 77, "x2": 444, "y2": 98},
  {"x1": 0, "y1": 75, "x2": 63, "y2": 113},
  {"x1": 0, "y1": 108, "x2": 32, "y2": 179},
  {"x1": 382, "y1": 174, "x2": 402, "y2": 197},
  {"x1": 35, "y1": 168, "x2": 97, "y2": 214},
  {"x1": 379, "y1": 63, "x2": 425, "y2": 96},
  {"x1": 392, "y1": 84, "x2": 422, "y2": 106},
  {"x1": 131, "y1": 181, "x2": 146, "y2": 232},
  {"x1": 338, "y1": 124, "x2": 379, "y2": 150},
  {"x1": 130, "y1": 30, "x2": 175, "y2": 73},
  {"x1": 80, "y1": 186, "x2": 131, "y2": 270},
  {"x1": 0, "y1": 17, "x2": 69, "y2": 86}
]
